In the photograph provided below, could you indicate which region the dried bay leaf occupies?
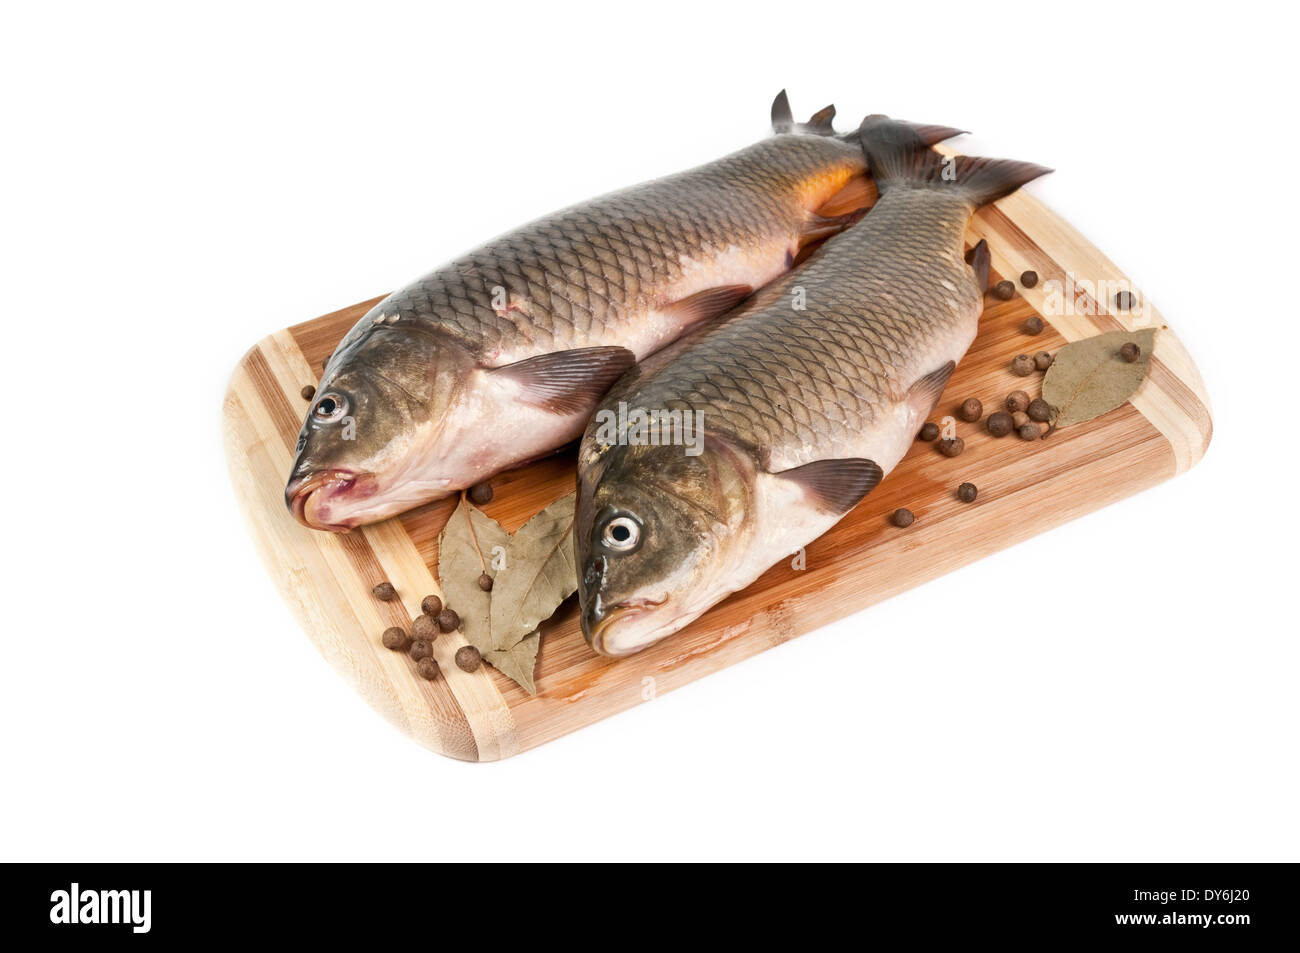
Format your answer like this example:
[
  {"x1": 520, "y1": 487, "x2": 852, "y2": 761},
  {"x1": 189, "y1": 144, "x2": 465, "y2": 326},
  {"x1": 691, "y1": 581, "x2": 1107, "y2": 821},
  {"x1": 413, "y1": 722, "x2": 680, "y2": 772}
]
[
  {"x1": 485, "y1": 632, "x2": 542, "y2": 695},
  {"x1": 1042, "y1": 328, "x2": 1159, "y2": 430},
  {"x1": 488, "y1": 492, "x2": 577, "y2": 654},
  {"x1": 436, "y1": 495, "x2": 510, "y2": 654}
]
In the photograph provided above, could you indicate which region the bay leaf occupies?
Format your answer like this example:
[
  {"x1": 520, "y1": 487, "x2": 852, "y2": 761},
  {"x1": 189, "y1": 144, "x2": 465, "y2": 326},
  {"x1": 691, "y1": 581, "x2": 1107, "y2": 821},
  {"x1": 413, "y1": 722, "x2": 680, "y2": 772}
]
[
  {"x1": 436, "y1": 495, "x2": 510, "y2": 655},
  {"x1": 488, "y1": 492, "x2": 577, "y2": 653},
  {"x1": 1041, "y1": 328, "x2": 1159, "y2": 430},
  {"x1": 485, "y1": 631, "x2": 541, "y2": 695}
]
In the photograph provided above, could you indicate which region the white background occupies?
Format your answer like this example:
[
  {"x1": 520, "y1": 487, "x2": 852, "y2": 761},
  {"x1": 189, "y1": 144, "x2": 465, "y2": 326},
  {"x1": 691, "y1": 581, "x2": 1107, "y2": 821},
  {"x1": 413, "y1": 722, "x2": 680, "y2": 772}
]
[{"x1": 2, "y1": 1, "x2": 1295, "y2": 861}]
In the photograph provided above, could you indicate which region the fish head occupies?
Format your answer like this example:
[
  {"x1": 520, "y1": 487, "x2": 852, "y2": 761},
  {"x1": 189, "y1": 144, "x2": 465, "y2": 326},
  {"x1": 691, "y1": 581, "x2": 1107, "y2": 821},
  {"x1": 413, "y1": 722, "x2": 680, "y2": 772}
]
[
  {"x1": 577, "y1": 439, "x2": 754, "y2": 656},
  {"x1": 285, "y1": 314, "x2": 472, "y2": 531}
]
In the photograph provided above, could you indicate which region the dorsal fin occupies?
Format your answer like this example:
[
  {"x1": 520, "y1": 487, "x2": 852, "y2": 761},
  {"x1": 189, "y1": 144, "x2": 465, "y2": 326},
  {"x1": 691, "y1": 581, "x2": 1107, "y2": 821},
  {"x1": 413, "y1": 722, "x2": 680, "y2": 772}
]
[
  {"x1": 771, "y1": 89, "x2": 794, "y2": 133},
  {"x1": 806, "y1": 104, "x2": 836, "y2": 133}
]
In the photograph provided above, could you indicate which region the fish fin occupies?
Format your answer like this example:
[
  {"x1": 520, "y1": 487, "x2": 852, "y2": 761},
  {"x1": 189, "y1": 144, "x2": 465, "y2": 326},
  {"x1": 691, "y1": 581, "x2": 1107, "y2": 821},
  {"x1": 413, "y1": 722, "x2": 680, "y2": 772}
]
[
  {"x1": 773, "y1": 458, "x2": 884, "y2": 514},
  {"x1": 799, "y1": 208, "x2": 868, "y2": 248},
  {"x1": 771, "y1": 89, "x2": 794, "y2": 133},
  {"x1": 813, "y1": 174, "x2": 878, "y2": 218},
  {"x1": 903, "y1": 360, "x2": 956, "y2": 417},
  {"x1": 966, "y1": 239, "x2": 991, "y2": 293},
  {"x1": 859, "y1": 115, "x2": 1050, "y2": 207},
  {"x1": 490, "y1": 346, "x2": 635, "y2": 415},
  {"x1": 806, "y1": 104, "x2": 836, "y2": 133},
  {"x1": 662, "y1": 284, "x2": 753, "y2": 328}
]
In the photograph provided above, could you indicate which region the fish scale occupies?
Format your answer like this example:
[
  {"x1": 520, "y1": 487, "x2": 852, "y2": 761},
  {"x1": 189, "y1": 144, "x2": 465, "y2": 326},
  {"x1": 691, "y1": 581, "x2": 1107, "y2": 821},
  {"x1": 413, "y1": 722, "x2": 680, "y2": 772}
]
[
  {"x1": 368, "y1": 135, "x2": 866, "y2": 361},
  {"x1": 618, "y1": 189, "x2": 980, "y2": 469}
]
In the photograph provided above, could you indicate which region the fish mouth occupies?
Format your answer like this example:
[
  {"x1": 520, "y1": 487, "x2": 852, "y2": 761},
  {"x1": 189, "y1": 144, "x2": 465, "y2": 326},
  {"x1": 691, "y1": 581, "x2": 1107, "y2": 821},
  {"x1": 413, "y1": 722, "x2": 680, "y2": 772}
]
[
  {"x1": 584, "y1": 594, "x2": 670, "y2": 657},
  {"x1": 285, "y1": 469, "x2": 372, "y2": 532}
]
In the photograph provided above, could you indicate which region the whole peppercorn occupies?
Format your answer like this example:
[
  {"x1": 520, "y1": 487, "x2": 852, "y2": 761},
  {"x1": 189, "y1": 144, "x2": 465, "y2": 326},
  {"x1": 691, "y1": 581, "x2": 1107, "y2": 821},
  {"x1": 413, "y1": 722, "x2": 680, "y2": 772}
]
[
  {"x1": 992, "y1": 280, "x2": 1015, "y2": 301},
  {"x1": 1027, "y1": 398, "x2": 1052, "y2": 423},
  {"x1": 455, "y1": 645, "x2": 482, "y2": 673},
  {"x1": 1033, "y1": 351, "x2": 1054, "y2": 371},
  {"x1": 410, "y1": 614, "x2": 437, "y2": 641},
  {"x1": 468, "y1": 482, "x2": 493, "y2": 505},
  {"x1": 987, "y1": 411, "x2": 1014, "y2": 437},
  {"x1": 417, "y1": 657, "x2": 440, "y2": 680},
  {"x1": 1115, "y1": 290, "x2": 1137, "y2": 310},
  {"x1": 1011, "y1": 354, "x2": 1035, "y2": 376},
  {"x1": 477, "y1": 572, "x2": 493, "y2": 592},
  {"x1": 918, "y1": 422, "x2": 940, "y2": 442},
  {"x1": 957, "y1": 482, "x2": 978, "y2": 503},
  {"x1": 957, "y1": 397, "x2": 983, "y2": 423},
  {"x1": 300, "y1": 384, "x2": 316, "y2": 401},
  {"x1": 1020, "y1": 270, "x2": 1039, "y2": 289},
  {"x1": 891, "y1": 508, "x2": 915, "y2": 528},
  {"x1": 1012, "y1": 411, "x2": 1031, "y2": 430},
  {"x1": 1021, "y1": 316, "x2": 1045, "y2": 335},
  {"x1": 1006, "y1": 390, "x2": 1030, "y2": 414},
  {"x1": 938, "y1": 436, "x2": 965, "y2": 458},
  {"x1": 420, "y1": 595, "x2": 442, "y2": 617},
  {"x1": 436, "y1": 608, "x2": 460, "y2": 633},
  {"x1": 381, "y1": 627, "x2": 410, "y2": 651},
  {"x1": 372, "y1": 581, "x2": 398, "y2": 602},
  {"x1": 409, "y1": 639, "x2": 433, "y2": 662},
  {"x1": 1017, "y1": 422, "x2": 1040, "y2": 441},
  {"x1": 1121, "y1": 341, "x2": 1141, "y2": 362}
]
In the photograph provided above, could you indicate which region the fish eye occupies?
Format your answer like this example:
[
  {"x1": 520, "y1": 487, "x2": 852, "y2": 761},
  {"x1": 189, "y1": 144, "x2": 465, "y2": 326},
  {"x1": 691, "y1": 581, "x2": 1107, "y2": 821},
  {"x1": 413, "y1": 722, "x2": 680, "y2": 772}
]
[
  {"x1": 600, "y1": 514, "x2": 642, "y2": 553},
  {"x1": 312, "y1": 393, "x2": 347, "y2": 422}
]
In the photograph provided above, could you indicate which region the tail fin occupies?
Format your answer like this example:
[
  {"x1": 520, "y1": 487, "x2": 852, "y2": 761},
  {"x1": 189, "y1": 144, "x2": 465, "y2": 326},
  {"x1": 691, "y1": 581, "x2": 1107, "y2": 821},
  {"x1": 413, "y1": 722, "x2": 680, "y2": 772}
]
[{"x1": 859, "y1": 115, "x2": 1051, "y2": 208}]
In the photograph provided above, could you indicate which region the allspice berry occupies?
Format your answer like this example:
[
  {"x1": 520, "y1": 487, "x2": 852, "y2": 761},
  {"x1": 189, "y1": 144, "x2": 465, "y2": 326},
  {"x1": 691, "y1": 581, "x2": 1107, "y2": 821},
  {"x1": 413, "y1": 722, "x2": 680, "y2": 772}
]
[
  {"x1": 992, "y1": 280, "x2": 1015, "y2": 301},
  {"x1": 1115, "y1": 290, "x2": 1137, "y2": 310},
  {"x1": 410, "y1": 614, "x2": 437, "y2": 641},
  {"x1": 436, "y1": 609, "x2": 460, "y2": 633},
  {"x1": 1012, "y1": 354, "x2": 1035, "y2": 376},
  {"x1": 1012, "y1": 411, "x2": 1031, "y2": 429},
  {"x1": 420, "y1": 595, "x2": 442, "y2": 617},
  {"x1": 417, "y1": 657, "x2": 440, "y2": 680},
  {"x1": 300, "y1": 384, "x2": 316, "y2": 401},
  {"x1": 477, "y1": 572, "x2": 493, "y2": 592},
  {"x1": 1121, "y1": 341, "x2": 1141, "y2": 362},
  {"x1": 1017, "y1": 422, "x2": 1040, "y2": 441},
  {"x1": 891, "y1": 508, "x2": 915, "y2": 528},
  {"x1": 1021, "y1": 316, "x2": 1045, "y2": 335},
  {"x1": 1020, "y1": 270, "x2": 1039, "y2": 289},
  {"x1": 987, "y1": 411, "x2": 1014, "y2": 437},
  {"x1": 957, "y1": 397, "x2": 983, "y2": 423},
  {"x1": 455, "y1": 645, "x2": 482, "y2": 673},
  {"x1": 1033, "y1": 351, "x2": 1054, "y2": 371},
  {"x1": 409, "y1": 639, "x2": 433, "y2": 662},
  {"x1": 372, "y1": 581, "x2": 398, "y2": 602},
  {"x1": 1006, "y1": 391, "x2": 1030, "y2": 414},
  {"x1": 1027, "y1": 398, "x2": 1052, "y2": 423},
  {"x1": 381, "y1": 627, "x2": 410, "y2": 651},
  {"x1": 938, "y1": 436, "x2": 965, "y2": 458},
  {"x1": 468, "y1": 482, "x2": 493, "y2": 505},
  {"x1": 918, "y1": 422, "x2": 940, "y2": 442},
  {"x1": 957, "y1": 482, "x2": 978, "y2": 503}
]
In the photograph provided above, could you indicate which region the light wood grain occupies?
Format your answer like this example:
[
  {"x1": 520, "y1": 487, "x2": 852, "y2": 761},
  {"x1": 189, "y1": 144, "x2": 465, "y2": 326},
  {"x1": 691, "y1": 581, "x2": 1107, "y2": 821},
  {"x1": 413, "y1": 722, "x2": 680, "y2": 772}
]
[{"x1": 223, "y1": 193, "x2": 1211, "y2": 761}]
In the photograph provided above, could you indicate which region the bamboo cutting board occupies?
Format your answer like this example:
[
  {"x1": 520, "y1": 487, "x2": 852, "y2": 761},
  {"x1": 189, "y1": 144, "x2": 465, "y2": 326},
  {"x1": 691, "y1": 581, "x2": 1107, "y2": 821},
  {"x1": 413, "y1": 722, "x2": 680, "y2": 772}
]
[{"x1": 223, "y1": 184, "x2": 1212, "y2": 761}]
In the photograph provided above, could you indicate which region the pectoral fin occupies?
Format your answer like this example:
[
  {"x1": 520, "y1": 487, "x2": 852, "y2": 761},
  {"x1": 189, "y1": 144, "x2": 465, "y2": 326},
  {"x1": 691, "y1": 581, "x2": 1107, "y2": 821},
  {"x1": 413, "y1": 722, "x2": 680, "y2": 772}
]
[
  {"x1": 490, "y1": 346, "x2": 635, "y2": 415},
  {"x1": 773, "y1": 457, "x2": 884, "y2": 514},
  {"x1": 966, "y1": 238, "x2": 991, "y2": 294}
]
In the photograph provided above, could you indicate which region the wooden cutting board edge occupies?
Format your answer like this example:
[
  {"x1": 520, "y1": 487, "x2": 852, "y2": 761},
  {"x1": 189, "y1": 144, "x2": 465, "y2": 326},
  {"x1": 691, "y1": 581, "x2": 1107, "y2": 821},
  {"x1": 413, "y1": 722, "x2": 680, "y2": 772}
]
[{"x1": 222, "y1": 192, "x2": 1212, "y2": 763}]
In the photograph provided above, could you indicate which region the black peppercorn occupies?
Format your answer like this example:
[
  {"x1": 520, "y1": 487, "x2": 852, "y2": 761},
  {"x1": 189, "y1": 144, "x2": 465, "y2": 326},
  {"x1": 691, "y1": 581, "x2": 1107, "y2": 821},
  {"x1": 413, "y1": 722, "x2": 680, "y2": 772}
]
[{"x1": 455, "y1": 645, "x2": 482, "y2": 673}]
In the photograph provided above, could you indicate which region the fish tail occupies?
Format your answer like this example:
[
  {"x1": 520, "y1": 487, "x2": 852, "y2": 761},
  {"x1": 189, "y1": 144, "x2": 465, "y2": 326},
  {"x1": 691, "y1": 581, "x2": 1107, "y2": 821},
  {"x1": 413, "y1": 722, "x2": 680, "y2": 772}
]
[{"x1": 859, "y1": 116, "x2": 1051, "y2": 207}]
